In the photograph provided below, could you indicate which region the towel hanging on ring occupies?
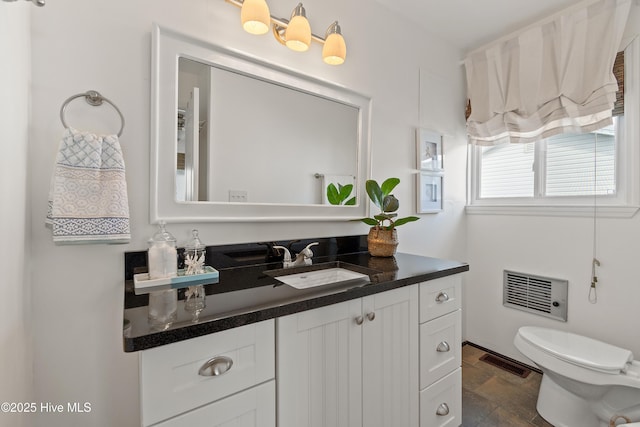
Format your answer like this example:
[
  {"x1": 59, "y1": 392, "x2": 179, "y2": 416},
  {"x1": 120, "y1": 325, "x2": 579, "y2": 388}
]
[{"x1": 46, "y1": 127, "x2": 131, "y2": 244}]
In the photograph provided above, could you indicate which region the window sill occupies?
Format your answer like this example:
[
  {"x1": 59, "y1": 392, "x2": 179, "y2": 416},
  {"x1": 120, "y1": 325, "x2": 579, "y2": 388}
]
[{"x1": 465, "y1": 204, "x2": 640, "y2": 218}]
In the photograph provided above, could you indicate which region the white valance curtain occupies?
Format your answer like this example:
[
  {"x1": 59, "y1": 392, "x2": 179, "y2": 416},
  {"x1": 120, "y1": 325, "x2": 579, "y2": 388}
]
[{"x1": 464, "y1": 0, "x2": 631, "y2": 145}]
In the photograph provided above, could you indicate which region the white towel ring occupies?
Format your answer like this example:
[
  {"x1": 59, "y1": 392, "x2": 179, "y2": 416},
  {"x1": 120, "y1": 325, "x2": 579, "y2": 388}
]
[{"x1": 59, "y1": 90, "x2": 125, "y2": 137}]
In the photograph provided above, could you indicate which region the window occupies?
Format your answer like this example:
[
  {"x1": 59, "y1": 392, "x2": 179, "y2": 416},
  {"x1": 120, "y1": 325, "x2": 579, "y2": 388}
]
[
  {"x1": 479, "y1": 123, "x2": 617, "y2": 199},
  {"x1": 545, "y1": 128, "x2": 615, "y2": 197},
  {"x1": 467, "y1": 42, "x2": 640, "y2": 217}
]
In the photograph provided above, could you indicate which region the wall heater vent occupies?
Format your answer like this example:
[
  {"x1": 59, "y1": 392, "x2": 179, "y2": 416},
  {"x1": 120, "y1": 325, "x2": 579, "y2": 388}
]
[{"x1": 503, "y1": 270, "x2": 568, "y2": 321}]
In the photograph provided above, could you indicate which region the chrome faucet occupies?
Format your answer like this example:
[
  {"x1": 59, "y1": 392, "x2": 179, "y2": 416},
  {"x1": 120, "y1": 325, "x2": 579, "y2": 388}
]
[{"x1": 273, "y1": 242, "x2": 319, "y2": 268}]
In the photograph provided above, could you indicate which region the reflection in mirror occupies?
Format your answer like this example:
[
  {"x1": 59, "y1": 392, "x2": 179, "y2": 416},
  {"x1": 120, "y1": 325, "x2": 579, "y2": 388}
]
[
  {"x1": 150, "y1": 24, "x2": 371, "y2": 222},
  {"x1": 176, "y1": 58, "x2": 359, "y2": 205},
  {"x1": 176, "y1": 58, "x2": 209, "y2": 202}
]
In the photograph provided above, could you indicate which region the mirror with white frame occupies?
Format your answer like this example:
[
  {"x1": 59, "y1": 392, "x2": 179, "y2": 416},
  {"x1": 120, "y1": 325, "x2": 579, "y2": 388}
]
[{"x1": 151, "y1": 24, "x2": 371, "y2": 222}]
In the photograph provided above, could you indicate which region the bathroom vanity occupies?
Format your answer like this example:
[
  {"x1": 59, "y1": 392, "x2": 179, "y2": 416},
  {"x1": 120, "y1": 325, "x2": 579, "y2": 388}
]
[{"x1": 123, "y1": 235, "x2": 468, "y2": 427}]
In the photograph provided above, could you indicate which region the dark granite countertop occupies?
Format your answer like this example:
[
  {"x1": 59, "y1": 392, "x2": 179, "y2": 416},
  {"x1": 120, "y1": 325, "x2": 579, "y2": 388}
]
[{"x1": 122, "y1": 235, "x2": 468, "y2": 352}]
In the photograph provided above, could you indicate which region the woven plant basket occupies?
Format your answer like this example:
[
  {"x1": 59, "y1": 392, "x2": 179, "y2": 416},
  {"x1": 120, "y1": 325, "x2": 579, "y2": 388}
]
[{"x1": 367, "y1": 227, "x2": 398, "y2": 257}]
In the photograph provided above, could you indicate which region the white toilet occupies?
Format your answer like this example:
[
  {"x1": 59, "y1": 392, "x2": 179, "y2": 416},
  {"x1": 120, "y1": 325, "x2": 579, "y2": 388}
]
[{"x1": 514, "y1": 326, "x2": 640, "y2": 427}]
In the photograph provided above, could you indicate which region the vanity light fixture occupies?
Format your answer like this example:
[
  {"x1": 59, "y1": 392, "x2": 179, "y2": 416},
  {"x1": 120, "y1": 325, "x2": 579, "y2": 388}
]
[
  {"x1": 284, "y1": 3, "x2": 311, "y2": 52},
  {"x1": 322, "y1": 21, "x2": 346, "y2": 65},
  {"x1": 240, "y1": 0, "x2": 271, "y2": 35},
  {"x1": 226, "y1": 0, "x2": 347, "y2": 65}
]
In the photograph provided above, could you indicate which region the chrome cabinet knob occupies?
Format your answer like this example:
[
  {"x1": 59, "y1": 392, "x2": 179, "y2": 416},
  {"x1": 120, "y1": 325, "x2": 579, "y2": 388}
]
[
  {"x1": 436, "y1": 403, "x2": 450, "y2": 416},
  {"x1": 198, "y1": 355, "x2": 233, "y2": 377},
  {"x1": 436, "y1": 341, "x2": 450, "y2": 352},
  {"x1": 366, "y1": 312, "x2": 376, "y2": 321},
  {"x1": 435, "y1": 292, "x2": 449, "y2": 303},
  {"x1": 355, "y1": 315, "x2": 364, "y2": 325}
]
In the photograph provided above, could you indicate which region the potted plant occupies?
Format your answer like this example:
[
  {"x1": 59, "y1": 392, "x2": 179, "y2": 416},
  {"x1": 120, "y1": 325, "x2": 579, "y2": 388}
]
[{"x1": 359, "y1": 178, "x2": 419, "y2": 257}]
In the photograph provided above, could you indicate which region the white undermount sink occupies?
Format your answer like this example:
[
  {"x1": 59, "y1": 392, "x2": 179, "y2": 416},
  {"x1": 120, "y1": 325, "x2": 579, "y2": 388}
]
[{"x1": 273, "y1": 267, "x2": 370, "y2": 290}]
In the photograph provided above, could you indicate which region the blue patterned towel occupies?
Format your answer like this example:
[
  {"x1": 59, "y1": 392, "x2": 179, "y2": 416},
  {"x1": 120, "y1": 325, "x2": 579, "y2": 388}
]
[{"x1": 46, "y1": 128, "x2": 131, "y2": 244}]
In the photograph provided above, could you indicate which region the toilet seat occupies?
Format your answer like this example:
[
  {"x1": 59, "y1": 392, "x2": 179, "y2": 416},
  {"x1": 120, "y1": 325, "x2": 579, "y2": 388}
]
[{"x1": 518, "y1": 326, "x2": 633, "y2": 374}]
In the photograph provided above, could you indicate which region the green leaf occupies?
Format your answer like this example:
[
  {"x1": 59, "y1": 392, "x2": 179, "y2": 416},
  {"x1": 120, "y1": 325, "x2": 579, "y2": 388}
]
[
  {"x1": 345, "y1": 197, "x2": 356, "y2": 205},
  {"x1": 374, "y1": 214, "x2": 392, "y2": 221},
  {"x1": 381, "y1": 178, "x2": 400, "y2": 196},
  {"x1": 339, "y1": 184, "x2": 353, "y2": 200},
  {"x1": 327, "y1": 183, "x2": 354, "y2": 205},
  {"x1": 382, "y1": 195, "x2": 399, "y2": 213},
  {"x1": 365, "y1": 180, "x2": 384, "y2": 209},
  {"x1": 359, "y1": 218, "x2": 379, "y2": 226},
  {"x1": 326, "y1": 183, "x2": 340, "y2": 205},
  {"x1": 393, "y1": 216, "x2": 420, "y2": 227}
]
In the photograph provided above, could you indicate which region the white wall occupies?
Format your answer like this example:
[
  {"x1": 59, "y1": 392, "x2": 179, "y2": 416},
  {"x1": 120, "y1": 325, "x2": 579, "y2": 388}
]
[
  {"x1": 464, "y1": 6, "x2": 640, "y2": 365},
  {"x1": 26, "y1": 0, "x2": 467, "y2": 425},
  {"x1": 0, "y1": 3, "x2": 34, "y2": 427}
]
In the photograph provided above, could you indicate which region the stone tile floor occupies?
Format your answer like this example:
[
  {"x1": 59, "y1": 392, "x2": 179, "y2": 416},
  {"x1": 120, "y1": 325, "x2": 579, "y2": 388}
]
[{"x1": 462, "y1": 343, "x2": 553, "y2": 427}]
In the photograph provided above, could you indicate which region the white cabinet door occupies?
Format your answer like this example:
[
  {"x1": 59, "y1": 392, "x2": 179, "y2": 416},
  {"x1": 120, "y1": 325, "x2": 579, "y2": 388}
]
[
  {"x1": 156, "y1": 380, "x2": 275, "y2": 427},
  {"x1": 277, "y1": 299, "x2": 363, "y2": 427},
  {"x1": 362, "y1": 285, "x2": 419, "y2": 427}
]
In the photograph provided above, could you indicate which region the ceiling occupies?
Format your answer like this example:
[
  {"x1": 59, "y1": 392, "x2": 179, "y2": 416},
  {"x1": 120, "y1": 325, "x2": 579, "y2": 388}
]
[{"x1": 373, "y1": 0, "x2": 584, "y2": 53}]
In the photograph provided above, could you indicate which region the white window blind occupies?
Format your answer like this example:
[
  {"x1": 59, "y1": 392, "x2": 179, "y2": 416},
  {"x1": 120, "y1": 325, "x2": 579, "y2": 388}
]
[
  {"x1": 465, "y1": 0, "x2": 631, "y2": 145},
  {"x1": 467, "y1": 36, "x2": 640, "y2": 217}
]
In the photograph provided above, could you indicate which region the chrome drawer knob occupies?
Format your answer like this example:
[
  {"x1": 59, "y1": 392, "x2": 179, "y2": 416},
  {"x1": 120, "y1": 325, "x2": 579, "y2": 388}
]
[
  {"x1": 436, "y1": 403, "x2": 450, "y2": 416},
  {"x1": 435, "y1": 292, "x2": 449, "y2": 303},
  {"x1": 436, "y1": 341, "x2": 450, "y2": 352},
  {"x1": 355, "y1": 315, "x2": 364, "y2": 325},
  {"x1": 366, "y1": 312, "x2": 376, "y2": 321},
  {"x1": 198, "y1": 355, "x2": 233, "y2": 377}
]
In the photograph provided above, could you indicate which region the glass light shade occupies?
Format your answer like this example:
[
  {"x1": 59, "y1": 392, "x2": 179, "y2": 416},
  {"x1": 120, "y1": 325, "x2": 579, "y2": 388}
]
[
  {"x1": 241, "y1": 0, "x2": 271, "y2": 35},
  {"x1": 322, "y1": 33, "x2": 346, "y2": 65},
  {"x1": 285, "y1": 15, "x2": 311, "y2": 52}
]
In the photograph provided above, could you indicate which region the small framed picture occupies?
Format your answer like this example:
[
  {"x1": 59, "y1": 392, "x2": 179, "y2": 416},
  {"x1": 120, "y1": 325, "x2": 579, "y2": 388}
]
[
  {"x1": 416, "y1": 128, "x2": 443, "y2": 170},
  {"x1": 417, "y1": 172, "x2": 443, "y2": 213}
]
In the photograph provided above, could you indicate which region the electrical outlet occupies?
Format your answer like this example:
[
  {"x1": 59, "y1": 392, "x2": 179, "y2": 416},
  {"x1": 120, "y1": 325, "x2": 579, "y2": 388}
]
[{"x1": 228, "y1": 190, "x2": 248, "y2": 202}]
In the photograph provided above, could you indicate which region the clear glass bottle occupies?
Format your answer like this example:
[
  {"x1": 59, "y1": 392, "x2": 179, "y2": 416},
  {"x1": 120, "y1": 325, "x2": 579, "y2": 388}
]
[
  {"x1": 148, "y1": 289, "x2": 177, "y2": 330},
  {"x1": 147, "y1": 222, "x2": 178, "y2": 328},
  {"x1": 184, "y1": 229, "x2": 207, "y2": 316},
  {"x1": 184, "y1": 229, "x2": 206, "y2": 275},
  {"x1": 184, "y1": 284, "x2": 206, "y2": 319},
  {"x1": 147, "y1": 221, "x2": 178, "y2": 279}
]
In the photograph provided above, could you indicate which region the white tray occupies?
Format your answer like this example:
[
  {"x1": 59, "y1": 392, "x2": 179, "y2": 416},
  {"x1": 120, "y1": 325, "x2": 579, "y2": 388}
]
[{"x1": 133, "y1": 266, "x2": 219, "y2": 294}]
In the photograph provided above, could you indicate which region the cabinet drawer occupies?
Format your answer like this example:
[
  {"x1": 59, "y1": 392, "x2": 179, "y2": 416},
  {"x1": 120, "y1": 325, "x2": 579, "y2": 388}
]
[
  {"x1": 420, "y1": 310, "x2": 461, "y2": 389},
  {"x1": 155, "y1": 380, "x2": 275, "y2": 427},
  {"x1": 419, "y1": 368, "x2": 461, "y2": 427},
  {"x1": 140, "y1": 320, "x2": 275, "y2": 426},
  {"x1": 420, "y1": 275, "x2": 461, "y2": 323}
]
